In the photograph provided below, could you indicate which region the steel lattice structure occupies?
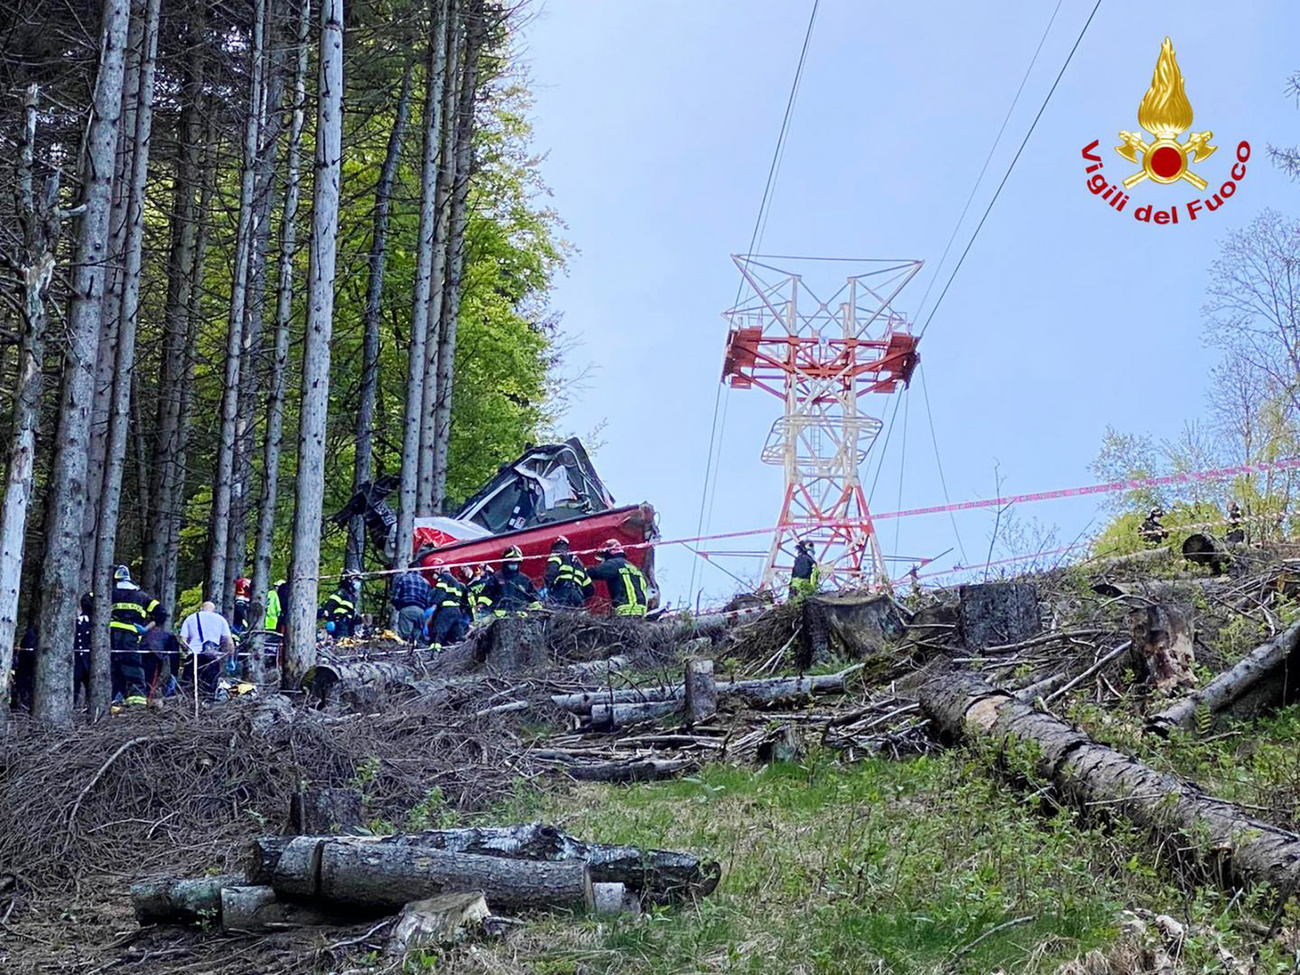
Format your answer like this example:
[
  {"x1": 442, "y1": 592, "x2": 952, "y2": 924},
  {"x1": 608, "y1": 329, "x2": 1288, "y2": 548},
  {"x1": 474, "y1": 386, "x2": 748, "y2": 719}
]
[{"x1": 720, "y1": 255, "x2": 923, "y2": 590}]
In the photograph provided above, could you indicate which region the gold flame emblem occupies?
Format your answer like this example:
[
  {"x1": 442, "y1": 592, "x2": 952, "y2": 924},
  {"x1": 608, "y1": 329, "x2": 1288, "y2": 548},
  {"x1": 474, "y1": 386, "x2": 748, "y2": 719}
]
[{"x1": 1115, "y1": 37, "x2": 1216, "y2": 190}]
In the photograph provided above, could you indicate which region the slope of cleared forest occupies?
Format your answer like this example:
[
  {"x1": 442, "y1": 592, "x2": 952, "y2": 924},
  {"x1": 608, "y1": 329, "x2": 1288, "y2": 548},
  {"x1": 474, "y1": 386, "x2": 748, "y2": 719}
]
[{"x1": 5, "y1": 543, "x2": 1300, "y2": 972}]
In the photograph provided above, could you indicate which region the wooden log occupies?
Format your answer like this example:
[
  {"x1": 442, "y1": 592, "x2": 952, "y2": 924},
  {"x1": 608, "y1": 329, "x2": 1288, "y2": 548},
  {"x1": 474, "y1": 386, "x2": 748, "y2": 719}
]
[
  {"x1": 799, "y1": 593, "x2": 908, "y2": 668},
  {"x1": 131, "y1": 874, "x2": 244, "y2": 926},
  {"x1": 684, "y1": 658, "x2": 717, "y2": 724},
  {"x1": 592, "y1": 882, "x2": 639, "y2": 916},
  {"x1": 920, "y1": 669, "x2": 1300, "y2": 895},
  {"x1": 561, "y1": 757, "x2": 695, "y2": 783},
  {"x1": 220, "y1": 885, "x2": 334, "y2": 933},
  {"x1": 590, "y1": 699, "x2": 682, "y2": 729},
  {"x1": 290, "y1": 787, "x2": 364, "y2": 835},
  {"x1": 387, "y1": 892, "x2": 490, "y2": 953},
  {"x1": 564, "y1": 655, "x2": 628, "y2": 678},
  {"x1": 551, "y1": 684, "x2": 682, "y2": 712},
  {"x1": 554, "y1": 666, "x2": 860, "y2": 716},
  {"x1": 958, "y1": 582, "x2": 1040, "y2": 650},
  {"x1": 270, "y1": 838, "x2": 594, "y2": 913},
  {"x1": 1182, "y1": 532, "x2": 1230, "y2": 574},
  {"x1": 300, "y1": 661, "x2": 422, "y2": 707},
  {"x1": 1130, "y1": 605, "x2": 1196, "y2": 695},
  {"x1": 1148, "y1": 621, "x2": 1300, "y2": 736}
]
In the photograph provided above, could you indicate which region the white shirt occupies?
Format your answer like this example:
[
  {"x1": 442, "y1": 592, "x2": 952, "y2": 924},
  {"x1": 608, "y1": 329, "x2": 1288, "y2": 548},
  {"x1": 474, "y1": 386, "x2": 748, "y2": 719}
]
[{"x1": 179, "y1": 610, "x2": 232, "y2": 653}]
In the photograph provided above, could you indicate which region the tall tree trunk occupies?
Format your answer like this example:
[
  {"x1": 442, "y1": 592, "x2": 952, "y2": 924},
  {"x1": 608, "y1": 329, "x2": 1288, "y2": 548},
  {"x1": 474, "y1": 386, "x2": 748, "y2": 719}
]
[
  {"x1": 249, "y1": 0, "x2": 310, "y2": 679},
  {"x1": 33, "y1": 0, "x2": 131, "y2": 726},
  {"x1": 347, "y1": 57, "x2": 415, "y2": 573},
  {"x1": 90, "y1": 0, "x2": 160, "y2": 718},
  {"x1": 417, "y1": 0, "x2": 460, "y2": 515},
  {"x1": 81, "y1": 0, "x2": 143, "y2": 596},
  {"x1": 143, "y1": 7, "x2": 205, "y2": 597},
  {"x1": 0, "y1": 87, "x2": 61, "y2": 719},
  {"x1": 430, "y1": 0, "x2": 484, "y2": 511},
  {"x1": 208, "y1": 0, "x2": 267, "y2": 611},
  {"x1": 394, "y1": 0, "x2": 450, "y2": 575},
  {"x1": 284, "y1": 0, "x2": 344, "y2": 689},
  {"x1": 227, "y1": 15, "x2": 289, "y2": 608}
]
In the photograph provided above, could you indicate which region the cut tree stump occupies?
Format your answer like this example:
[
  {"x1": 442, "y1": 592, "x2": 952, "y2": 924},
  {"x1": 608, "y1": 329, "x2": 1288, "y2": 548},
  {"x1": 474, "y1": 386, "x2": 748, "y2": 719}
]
[
  {"x1": 592, "y1": 882, "x2": 639, "y2": 916},
  {"x1": 387, "y1": 892, "x2": 491, "y2": 953},
  {"x1": 1148, "y1": 620, "x2": 1300, "y2": 736},
  {"x1": 220, "y1": 885, "x2": 333, "y2": 933},
  {"x1": 269, "y1": 837, "x2": 594, "y2": 913},
  {"x1": 132, "y1": 874, "x2": 244, "y2": 926},
  {"x1": 920, "y1": 669, "x2": 1300, "y2": 896},
  {"x1": 684, "y1": 658, "x2": 717, "y2": 725},
  {"x1": 1129, "y1": 605, "x2": 1196, "y2": 695},
  {"x1": 289, "y1": 787, "x2": 364, "y2": 835},
  {"x1": 958, "y1": 583, "x2": 1041, "y2": 650}
]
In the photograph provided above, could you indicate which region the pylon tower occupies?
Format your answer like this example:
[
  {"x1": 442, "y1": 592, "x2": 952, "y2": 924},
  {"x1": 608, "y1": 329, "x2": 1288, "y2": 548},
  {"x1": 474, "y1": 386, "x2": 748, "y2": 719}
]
[{"x1": 720, "y1": 255, "x2": 923, "y2": 590}]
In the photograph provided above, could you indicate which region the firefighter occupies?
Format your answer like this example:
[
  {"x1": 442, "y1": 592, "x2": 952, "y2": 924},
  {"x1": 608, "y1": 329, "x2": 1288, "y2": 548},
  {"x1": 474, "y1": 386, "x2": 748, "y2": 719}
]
[
  {"x1": 110, "y1": 565, "x2": 161, "y2": 705},
  {"x1": 1139, "y1": 506, "x2": 1169, "y2": 545},
  {"x1": 467, "y1": 564, "x2": 494, "y2": 619},
  {"x1": 426, "y1": 560, "x2": 470, "y2": 647},
  {"x1": 484, "y1": 547, "x2": 540, "y2": 614},
  {"x1": 587, "y1": 539, "x2": 649, "y2": 617},
  {"x1": 319, "y1": 576, "x2": 359, "y2": 637},
  {"x1": 544, "y1": 536, "x2": 593, "y2": 608},
  {"x1": 1226, "y1": 502, "x2": 1246, "y2": 544},
  {"x1": 790, "y1": 540, "x2": 820, "y2": 599}
]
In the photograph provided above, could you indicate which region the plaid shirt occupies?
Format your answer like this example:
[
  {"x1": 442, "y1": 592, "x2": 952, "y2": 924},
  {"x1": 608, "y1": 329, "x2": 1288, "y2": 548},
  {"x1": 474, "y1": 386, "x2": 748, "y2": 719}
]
[{"x1": 391, "y1": 570, "x2": 432, "y2": 610}]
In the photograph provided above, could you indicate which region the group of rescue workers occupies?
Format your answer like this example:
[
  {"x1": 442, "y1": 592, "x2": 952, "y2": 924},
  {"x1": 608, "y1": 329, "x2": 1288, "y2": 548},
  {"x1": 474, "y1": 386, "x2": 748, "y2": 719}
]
[{"x1": 387, "y1": 536, "x2": 652, "y2": 648}]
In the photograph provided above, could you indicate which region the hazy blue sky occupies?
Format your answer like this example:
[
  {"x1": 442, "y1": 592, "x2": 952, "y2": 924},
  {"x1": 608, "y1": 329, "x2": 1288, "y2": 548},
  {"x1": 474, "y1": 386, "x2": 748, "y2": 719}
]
[{"x1": 519, "y1": 0, "x2": 1299, "y2": 607}]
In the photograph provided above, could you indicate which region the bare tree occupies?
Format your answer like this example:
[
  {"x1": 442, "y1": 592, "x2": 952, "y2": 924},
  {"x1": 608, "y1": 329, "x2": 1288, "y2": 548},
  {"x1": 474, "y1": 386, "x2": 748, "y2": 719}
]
[
  {"x1": 0, "y1": 86, "x2": 62, "y2": 720},
  {"x1": 208, "y1": 0, "x2": 267, "y2": 612},
  {"x1": 33, "y1": 0, "x2": 132, "y2": 726},
  {"x1": 430, "y1": 0, "x2": 486, "y2": 510},
  {"x1": 395, "y1": 0, "x2": 451, "y2": 575},
  {"x1": 283, "y1": 0, "x2": 345, "y2": 688},
  {"x1": 89, "y1": 0, "x2": 161, "y2": 718},
  {"x1": 249, "y1": 0, "x2": 310, "y2": 678},
  {"x1": 347, "y1": 55, "x2": 415, "y2": 573}
]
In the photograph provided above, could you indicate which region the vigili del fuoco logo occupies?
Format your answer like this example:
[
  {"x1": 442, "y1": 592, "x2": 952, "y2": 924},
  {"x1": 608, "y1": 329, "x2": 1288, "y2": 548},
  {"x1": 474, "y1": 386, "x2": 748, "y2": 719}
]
[{"x1": 1081, "y1": 37, "x2": 1250, "y2": 225}]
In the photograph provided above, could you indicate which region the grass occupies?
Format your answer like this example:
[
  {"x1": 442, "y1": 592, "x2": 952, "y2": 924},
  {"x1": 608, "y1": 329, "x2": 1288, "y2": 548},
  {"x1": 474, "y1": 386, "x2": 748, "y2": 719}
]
[{"x1": 396, "y1": 746, "x2": 1300, "y2": 974}]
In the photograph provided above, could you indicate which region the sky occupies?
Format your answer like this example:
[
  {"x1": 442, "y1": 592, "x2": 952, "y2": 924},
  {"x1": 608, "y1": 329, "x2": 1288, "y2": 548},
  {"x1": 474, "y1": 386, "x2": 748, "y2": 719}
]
[{"x1": 517, "y1": 0, "x2": 1300, "y2": 609}]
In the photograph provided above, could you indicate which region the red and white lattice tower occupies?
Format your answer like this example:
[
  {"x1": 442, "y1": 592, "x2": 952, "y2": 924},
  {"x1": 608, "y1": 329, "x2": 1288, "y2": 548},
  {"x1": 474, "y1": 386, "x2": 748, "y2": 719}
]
[{"x1": 720, "y1": 255, "x2": 923, "y2": 590}]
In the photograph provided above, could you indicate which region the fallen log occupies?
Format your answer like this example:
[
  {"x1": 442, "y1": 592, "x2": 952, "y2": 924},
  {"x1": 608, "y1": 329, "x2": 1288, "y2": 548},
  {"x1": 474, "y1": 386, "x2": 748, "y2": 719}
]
[
  {"x1": 249, "y1": 824, "x2": 720, "y2": 902},
  {"x1": 560, "y1": 757, "x2": 695, "y2": 783},
  {"x1": 921, "y1": 669, "x2": 1300, "y2": 896},
  {"x1": 220, "y1": 885, "x2": 334, "y2": 933},
  {"x1": 590, "y1": 699, "x2": 681, "y2": 728},
  {"x1": 269, "y1": 836, "x2": 593, "y2": 913},
  {"x1": 132, "y1": 874, "x2": 244, "y2": 926},
  {"x1": 1148, "y1": 621, "x2": 1300, "y2": 736},
  {"x1": 553, "y1": 666, "x2": 860, "y2": 716}
]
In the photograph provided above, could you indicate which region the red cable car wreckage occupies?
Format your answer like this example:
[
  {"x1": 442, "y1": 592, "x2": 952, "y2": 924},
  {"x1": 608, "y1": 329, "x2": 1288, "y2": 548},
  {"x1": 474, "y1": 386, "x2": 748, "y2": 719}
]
[{"x1": 331, "y1": 439, "x2": 659, "y2": 611}]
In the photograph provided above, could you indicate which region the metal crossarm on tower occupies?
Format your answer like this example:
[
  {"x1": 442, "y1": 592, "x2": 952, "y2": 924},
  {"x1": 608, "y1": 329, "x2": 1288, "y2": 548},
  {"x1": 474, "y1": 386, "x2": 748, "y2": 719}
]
[{"x1": 720, "y1": 255, "x2": 923, "y2": 590}]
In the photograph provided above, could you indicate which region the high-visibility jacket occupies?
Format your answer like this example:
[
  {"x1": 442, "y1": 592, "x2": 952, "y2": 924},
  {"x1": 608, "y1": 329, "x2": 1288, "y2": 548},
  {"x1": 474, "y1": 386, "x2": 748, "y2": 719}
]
[
  {"x1": 587, "y1": 556, "x2": 649, "y2": 616},
  {"x1": 484, "y1": 568, "x2": 540, "y2": 613},
  {"x1": 432, "y1": 572, "x2": 468, "y2": 614},
  {"x1": 321, "y1": 590, "x2": 356, "y2": 634},
  {"x1": 468, "y1": 577, "x2": 493, "y2": 617},
  {"x1": 545, "y1": 553, "x2": 593, "y2": 606},
  {"x1": 790, "y1": 552, "x2": 820, "y2": 597},
  {"x1": 264, "y1": 586, "x2": 282, "y2": 631},
  {"x1": 111, "y1": 581, "x2": 159, "y2": 635}
]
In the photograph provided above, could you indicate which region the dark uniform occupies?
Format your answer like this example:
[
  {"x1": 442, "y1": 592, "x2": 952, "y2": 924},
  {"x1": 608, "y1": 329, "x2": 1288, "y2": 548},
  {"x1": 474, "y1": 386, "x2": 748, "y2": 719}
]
[
  {"x1": 484, "y1": 564, "x2": 540, "y2": 614},
  {"x1": 587, "y1": 548, "x2": 649, "y2": 617},
  {"x1": 1226, "y1": 502, "x2": 1245, "y2": 544},
  {"x1": 790, "y1": 542, "x2": 819, "y2": 599},
  {"x1": 467, "y1": 567, "x2": 493, "y2": 619},
  {"x1": 320, "y1": 583, "x2": 358, "y2": 637},
  {"x1": 1139, "y1": 507, "x2": 1169, "y2": 545},
  {"x1": 428, "y1": 570, "x2": 470, "y2": 647},
  {"x1": 545, "y1": 547, "x2": 593, "y2": 608},
  {"x1": 111, "y1": 573, "x2": 160, "y2": 704}
]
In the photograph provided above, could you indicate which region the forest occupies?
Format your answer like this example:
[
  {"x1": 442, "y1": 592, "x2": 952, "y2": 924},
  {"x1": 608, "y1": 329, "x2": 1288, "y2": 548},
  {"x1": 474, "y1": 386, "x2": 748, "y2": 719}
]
[{"x1": 0, "y1": 0, "x2": 566, "y2": 725}]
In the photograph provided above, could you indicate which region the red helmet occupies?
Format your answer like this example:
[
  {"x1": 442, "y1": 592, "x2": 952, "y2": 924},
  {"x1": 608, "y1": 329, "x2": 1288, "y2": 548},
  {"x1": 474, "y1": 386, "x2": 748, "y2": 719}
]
[{"x1": 601, "y1": 538, "x2": 624, "y2": 557}]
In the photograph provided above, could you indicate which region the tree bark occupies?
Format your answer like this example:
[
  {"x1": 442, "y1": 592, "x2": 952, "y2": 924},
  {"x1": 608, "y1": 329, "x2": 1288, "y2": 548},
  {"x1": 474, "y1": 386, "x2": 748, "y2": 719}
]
[
  {"x1": 1129, "y1": 604, "x2": 1196, "y2": 696},
  {"x1": 248, "y1": 0, "x2": 310, "y2": 678},
  {"x1": 34, "y1": 0, "x2": 132, "y2": 726},
  {"x1": 347, "y1": 57, "x2": 415, "y2": 574},
  {"x1": 289, "y1": 788, "x2": 364, "y2": 834},
  {"x1": 417, "y1": 0, "x2": 460, "y2": 513},
  {"x1": 1148, "y1": 621, "x2": 1300, "y2": 736},
  {"x1": 143, "y1": 8, "x2": 205, "y2": 598},
  {"x1": 89, "y1": 0, "x2": 161, "y2": 718},
  {"x1": 920, "y1": 668, "x2": 1300, "y2": 896},
  {"x1": 208, "y1": 0, "x2": 266, "y2": 610},
  {"x1": 283, "y1": 0, "x2": 345, "y2": 688},
  {"x1": 684, "y1": 657, "x2": 717, "y2": 724},
  {"x1": 0, "y1": 87, "x2": 60, "y2": 716},
  {"x1": 429, "y1": 0, "x2": 484, "y2": 511},
  {"x1": 388, "y1": 892, "x2": 490, "y2": 951},
  {"x1": 269, "y1": 836, "x2": 594, "y2": 912},
  {"x1": 220, "y1": 885, "x2": 333, "y2": 933},
  {"x1": 396, "y1": 0, "x2": 451, "y2": 571}
]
